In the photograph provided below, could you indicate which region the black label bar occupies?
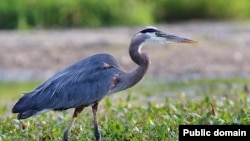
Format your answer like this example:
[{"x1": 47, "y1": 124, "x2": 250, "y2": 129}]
[{"x1": 179, "y1": 125, "x2": 250, "y2": 141}]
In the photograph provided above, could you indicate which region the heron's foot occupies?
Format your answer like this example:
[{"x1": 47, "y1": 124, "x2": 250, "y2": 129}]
[
  {"x1": 94, "y1": 130, "x2": 101, "y2": 141},
  {"x1": 63, "y1": 129, "x2": 70, "y2": 141}
]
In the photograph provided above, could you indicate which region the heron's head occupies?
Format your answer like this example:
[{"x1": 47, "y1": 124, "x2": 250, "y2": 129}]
[{"x1": 134, "y1": 26, "x2": 197, "y2": 45}]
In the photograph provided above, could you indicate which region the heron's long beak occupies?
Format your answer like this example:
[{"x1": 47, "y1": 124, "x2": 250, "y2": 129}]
[{"x1": 161, "y1": 33, "x2": 198, "y2": 44}]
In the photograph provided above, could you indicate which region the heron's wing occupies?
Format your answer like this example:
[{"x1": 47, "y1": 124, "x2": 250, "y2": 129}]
[
  {"x1": 40, "y1": 54, "x2": 121, "y2": 110},
  {"x1": 12, "y1": 54, "x2": 121, "y2": 116}
]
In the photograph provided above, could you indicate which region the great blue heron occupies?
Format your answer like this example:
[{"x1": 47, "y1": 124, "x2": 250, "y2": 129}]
[{"x1": 12, "y1": 26, "x2": 197, "y2": 141}]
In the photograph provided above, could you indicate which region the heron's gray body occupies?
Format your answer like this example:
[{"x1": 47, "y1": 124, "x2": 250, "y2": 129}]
[{"x1": 12, "y1": 53, "x2": 128, "y2": 119}]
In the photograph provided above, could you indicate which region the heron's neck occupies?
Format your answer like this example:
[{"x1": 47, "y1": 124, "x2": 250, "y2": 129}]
[{"x1": 126, "y1": 38, "x2": 150, "y2": 88}]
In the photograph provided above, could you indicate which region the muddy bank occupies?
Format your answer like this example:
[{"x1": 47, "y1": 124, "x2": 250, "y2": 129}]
[{"x1": 0, "y1": 21, "x2": 250, "y2": 81}]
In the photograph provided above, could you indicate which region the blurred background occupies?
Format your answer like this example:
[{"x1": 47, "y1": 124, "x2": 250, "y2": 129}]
[
  {"x1": 0, "y1": 0, "x2": 250, "y2": 109},
  {"x1": 1, "y1": 1, "x2": 250, "y2": 140},
  {"x1": 1, "y1": 0, "x2": 250, "y2": 29}
]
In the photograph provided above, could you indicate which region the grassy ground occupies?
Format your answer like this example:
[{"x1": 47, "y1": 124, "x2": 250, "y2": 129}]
[{"x1": 0, "y1": 77, "x2": 249, "y2": 141}]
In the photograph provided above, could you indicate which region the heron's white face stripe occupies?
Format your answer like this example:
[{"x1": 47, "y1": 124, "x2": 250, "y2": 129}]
[{"x1": 145, "y1": 32, "x2": 167, "y2": 44}]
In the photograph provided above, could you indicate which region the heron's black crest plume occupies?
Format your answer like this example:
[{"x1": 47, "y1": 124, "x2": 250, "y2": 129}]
[{"x1": 140, "y1": 27, "x2": 158, "y2": 33}]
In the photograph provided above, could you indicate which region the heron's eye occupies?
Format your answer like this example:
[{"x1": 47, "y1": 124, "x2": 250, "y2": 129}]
[{"x1": 155, "y1": 32, "x2": 160, "y2": 36}]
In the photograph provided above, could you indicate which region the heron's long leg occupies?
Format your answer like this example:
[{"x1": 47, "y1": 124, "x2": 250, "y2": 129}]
[
  {"x1": 63, "y1": 106, "x2": 84, "y2": 141},
  {"x1": 92, "y1": 102, "x2": 101, "y2": 141}
]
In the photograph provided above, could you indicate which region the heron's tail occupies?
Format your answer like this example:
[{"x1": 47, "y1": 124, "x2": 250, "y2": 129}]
[{"x1": 12, "y1": 92, "x2": 41, "y2": 119}]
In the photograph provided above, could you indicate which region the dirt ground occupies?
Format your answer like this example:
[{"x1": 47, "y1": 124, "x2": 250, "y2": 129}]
[{"x1": 0, "y1": 21, "x2": 250, "y2": 81}]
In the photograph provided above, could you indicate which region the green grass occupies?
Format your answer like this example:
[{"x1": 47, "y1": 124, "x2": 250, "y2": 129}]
[
  {"x1": 0, "y1": 77, "x2": 250, "y2": 141},
  {"x1": 1, "y1": 0, "x2": 250, "y2": 29}
]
